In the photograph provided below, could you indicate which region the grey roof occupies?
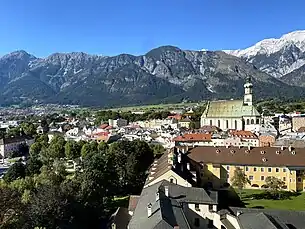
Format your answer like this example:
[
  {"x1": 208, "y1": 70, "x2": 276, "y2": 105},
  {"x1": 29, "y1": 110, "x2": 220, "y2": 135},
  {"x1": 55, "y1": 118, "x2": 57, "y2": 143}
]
[
  {"x1": 128, "y1": 180, "x2": 217, "y2": 229},
  {"x1": 108, "y1": 207, "x2": 131, "y2": 229},
  {"x1": 230, "y1": 207, "x2": 305, "y2": 229},
  {"x1": 0, "y1": 135, "x2": 33, "y2": 145}
]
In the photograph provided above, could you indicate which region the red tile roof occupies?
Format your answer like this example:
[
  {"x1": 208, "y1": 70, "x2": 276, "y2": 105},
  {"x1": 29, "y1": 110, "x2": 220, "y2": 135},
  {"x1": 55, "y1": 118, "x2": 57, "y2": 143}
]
[
  {"x1": 168, "y1": 114, "x2": 182, "y2": 120},
  {"x1": 230, "y1": 130, "x2": 258, "y2": 139},
  {"x1": 99, "y1": 124, "x2": 109, "y2": 129},
  {"x1": 173, "y1": 133, "x2": 212, "y2": 142}
]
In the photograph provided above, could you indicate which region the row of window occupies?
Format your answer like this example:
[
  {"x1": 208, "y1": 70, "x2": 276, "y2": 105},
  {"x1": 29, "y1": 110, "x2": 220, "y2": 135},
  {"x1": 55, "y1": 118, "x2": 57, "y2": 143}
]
[
  {"x1": 226, "y1": 166, "x2": 287, "y2": 173},
  {"x1": 233, "y1": 175, "x2": 302, "y2": 183},
  {"x1": 209, "y1": 118, "x2": 259, "y2": 128}
]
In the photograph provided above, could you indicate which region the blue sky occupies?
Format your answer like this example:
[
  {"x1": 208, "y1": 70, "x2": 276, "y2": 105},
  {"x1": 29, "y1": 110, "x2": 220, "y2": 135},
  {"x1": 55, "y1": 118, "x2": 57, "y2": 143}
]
[{"x1": 0, "y1": 0, "x2": 304, "y2": 57}]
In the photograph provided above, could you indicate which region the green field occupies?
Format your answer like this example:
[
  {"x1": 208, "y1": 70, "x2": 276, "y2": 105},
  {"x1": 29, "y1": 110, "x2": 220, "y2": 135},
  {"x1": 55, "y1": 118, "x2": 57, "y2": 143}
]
[
  {"x1": 108, "y1": 102, "x2": 204, "y2": 112},
  {"x1": 239, "y1": 189, "x2": 305, "y2": 210}
]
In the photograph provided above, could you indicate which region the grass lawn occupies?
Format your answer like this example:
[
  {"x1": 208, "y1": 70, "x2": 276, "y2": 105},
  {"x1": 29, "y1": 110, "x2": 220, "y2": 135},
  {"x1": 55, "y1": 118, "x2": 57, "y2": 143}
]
[{"x1": 239, "y1": 189, "x2": 305, "y2": 210}]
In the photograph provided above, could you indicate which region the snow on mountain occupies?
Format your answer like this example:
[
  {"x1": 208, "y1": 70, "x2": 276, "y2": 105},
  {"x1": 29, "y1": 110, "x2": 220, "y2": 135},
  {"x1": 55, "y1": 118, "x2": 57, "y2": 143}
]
[
  {"x1": 224, "y1": 30, "x2": 305, "y2": 78},
  {"x1": 225, "y1": 30, "x2": 305, "y2": 58}
]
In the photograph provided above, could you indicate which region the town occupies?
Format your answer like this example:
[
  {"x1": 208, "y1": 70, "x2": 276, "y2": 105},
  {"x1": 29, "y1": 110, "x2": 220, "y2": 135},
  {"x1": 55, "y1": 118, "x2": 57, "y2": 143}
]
[{"x1": 1, "y1": 77, "x2": 305, "y2": 228}]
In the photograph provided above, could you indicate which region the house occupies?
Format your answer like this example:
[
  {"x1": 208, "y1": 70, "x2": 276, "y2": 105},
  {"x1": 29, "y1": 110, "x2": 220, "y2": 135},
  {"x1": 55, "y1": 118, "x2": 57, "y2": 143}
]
[
  {"x1": 0, "y1": 136, "x2": 34, "y2": 158},
  {"x1": 200, "y1": 77, "x2": 261, "y2": 131},
  {"x1": 259, "y1": 132, "x2": 276, "y2": 147},
  {"x1": 109, "y1": 118, "x2": 128, "y2": 128},
  {"x1": 128, "y1": 180, "x2": 218, "y2": 229},
  {"x1": 173, "y1": 133, "x2": 212, "y2": 147},
  {"x1": 179, "y1": 117, "x2": 192, "y2": 129},
  {"x1": 292, "y1": 116, "x2": 305, "y2": 132},
  {"x1": 144, "y1": 148, "x2": 196, "y2": 188},
  {"x1": 187, "y1": 146, "x2": 305, "y2": 191},
  {"x1": 228, "y1": 130, "x2": 259, "y2": 147}
]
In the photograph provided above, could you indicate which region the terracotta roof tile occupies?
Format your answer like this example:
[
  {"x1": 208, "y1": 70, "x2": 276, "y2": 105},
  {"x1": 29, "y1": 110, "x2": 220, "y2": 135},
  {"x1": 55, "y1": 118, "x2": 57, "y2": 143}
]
[
  {"x1": 173, "y1": 133, "x2": 212, "y2": 142},
  {"x1": 230, "y1": 130, "x2": 258, "y2": 139}
]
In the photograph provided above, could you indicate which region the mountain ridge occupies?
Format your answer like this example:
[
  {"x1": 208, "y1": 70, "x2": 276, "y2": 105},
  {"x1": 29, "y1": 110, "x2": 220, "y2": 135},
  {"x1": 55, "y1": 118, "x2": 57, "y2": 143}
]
[{"x1": 1, "y1": 45, "x2": 305, "y2": 107}]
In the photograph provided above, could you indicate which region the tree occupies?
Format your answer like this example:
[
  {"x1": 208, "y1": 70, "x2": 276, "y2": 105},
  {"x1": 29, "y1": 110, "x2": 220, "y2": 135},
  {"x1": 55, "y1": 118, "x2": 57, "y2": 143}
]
[
  {"x1": 81, "y1": 143, "x2": 91, "y2": 158},
  {"x1": 0, "y1": 186, "x2": 25, "y2": 228},
  {"x1": 65, "y1": 140, "x2": 80, "y2": 159},
  {"x1": 4, "y1": 162, "x2": 26, "y2": 183},
  {"x1": 29, "y1": 142, "x2": 42, "y2": 157},
  {"x1": 98, "y1": 141, "x2": 108, "y2": 152},
  {"x1": 150, "y1": 144, "x2": 165, "y2": 158},
  {"x1": 231, "y1": 167, "x2": 250, "y2": 194},
  {"x1": 265, "y1": 176, "x2": 285, "y2": 199},
  {"x1": 26, "y1": 157, "x2": 43, "y2": 176}
]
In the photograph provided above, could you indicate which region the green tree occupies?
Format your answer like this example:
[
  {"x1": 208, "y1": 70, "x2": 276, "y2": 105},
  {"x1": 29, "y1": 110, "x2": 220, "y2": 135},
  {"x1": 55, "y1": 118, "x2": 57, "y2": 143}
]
[
  {"x1": 65, "y1": 140, "x2": 80, "y2": 159},
  {"x1": 4, "y1": 162, "x2": 26, "y2": 183},
  {"x1": 231, "y1": 167, "x2": 250, "y2": 194},
  {"x1": 265, "y1": 176, "x2": 285, "y2": 199},
  {"x1": 150, "y1": 144, "x2": 165, "y2": 158},
  {"x1": 48, "y1": 142, "x2": 65, "y2": 159},
  {"x1": 26, "y1": 157, "x2": 43, "y2": 176},
  {"x1": 29, "y1": 142, "x2": 42, "y2": 157},
  {"x1": 0, "y1": 186, "x2": 25, "y2": 228},
  {"x1": 98, "y1": 141, "x2": 108, "y2": 152},
  {"x1": 81, "y1": 143, "x2": 91, "y2": 158}
]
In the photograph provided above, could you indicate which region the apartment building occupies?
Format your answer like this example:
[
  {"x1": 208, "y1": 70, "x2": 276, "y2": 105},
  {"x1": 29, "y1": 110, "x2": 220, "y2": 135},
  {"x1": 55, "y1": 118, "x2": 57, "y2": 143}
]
[{"x1": 187, "y1": 145, "x2": 305, "y2": 192}]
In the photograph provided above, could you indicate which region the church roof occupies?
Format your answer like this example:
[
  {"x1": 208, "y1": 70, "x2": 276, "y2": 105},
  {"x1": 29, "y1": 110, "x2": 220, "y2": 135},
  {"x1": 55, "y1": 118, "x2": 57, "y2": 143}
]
[{"x1": 202, "y1": 100, "x2": 260, "y2": 118}]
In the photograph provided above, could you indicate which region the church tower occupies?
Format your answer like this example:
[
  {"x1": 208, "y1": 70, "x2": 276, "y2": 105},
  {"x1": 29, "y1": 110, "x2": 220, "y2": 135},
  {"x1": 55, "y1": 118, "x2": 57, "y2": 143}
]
[{"x1": 244, "y1": 76, "x2": 253, "y2": 106}]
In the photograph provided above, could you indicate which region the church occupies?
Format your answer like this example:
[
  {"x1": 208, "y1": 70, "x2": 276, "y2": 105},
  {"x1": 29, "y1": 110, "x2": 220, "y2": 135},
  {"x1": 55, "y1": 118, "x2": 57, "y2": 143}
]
[{"x1": 200, "y1": 77, "x2": 261, "y2": 131}]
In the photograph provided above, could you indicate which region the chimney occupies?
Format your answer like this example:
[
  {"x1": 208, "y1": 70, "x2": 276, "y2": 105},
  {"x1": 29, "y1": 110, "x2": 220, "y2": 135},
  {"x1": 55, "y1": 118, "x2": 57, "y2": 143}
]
[
  {"x1": 281, "y1": 145, "x2": 284, "y2": 151},
  {"x1": 174, "y1": 226, "x2": 179, "y2": 229},
  {"x1": 288, "y1": 145, "x2": 292, "y2": 152},
  {"x1": 156, "y1": 191, "x2": 160, "y2": 201},
  {"x1": 187, "y1": 162, "x2": 191, "y2": 170},
  {"x1": 164, "y1": 186, "x2": 169, "y2": 196},
  {"x1": 248, "y1": 145, "x2": 251, "y2": 150},
  {"x1": 147, "y1": 203, "x2": 152, "y2": 217},
  {"x1": 178, "y1": 152, "x2": 182, "y2": 163},
  {"x1": 237, "y1": 211, "x2": 242, "y2": 216},
  {"x1": 182, "y1": 148, "x2": 185, "y2": 154}
]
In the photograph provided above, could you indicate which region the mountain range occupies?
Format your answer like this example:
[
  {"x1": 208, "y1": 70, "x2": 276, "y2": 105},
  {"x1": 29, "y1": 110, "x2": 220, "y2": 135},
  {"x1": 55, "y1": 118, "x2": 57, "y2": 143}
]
[{"x1": 1, "y1": 30, "x2": 305, "y2": 107}]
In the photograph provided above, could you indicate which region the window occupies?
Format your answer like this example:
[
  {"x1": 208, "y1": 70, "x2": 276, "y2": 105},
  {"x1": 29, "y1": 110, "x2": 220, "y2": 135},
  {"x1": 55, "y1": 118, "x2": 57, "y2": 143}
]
[
  {"x1": 261, "y1": 176, "x2": 265, "y2": 181},
  {"x1": 246, "y1": 119, "x2": 250, "y2": 125},
  {"x1": 226, "y1": 120, "x2": 229, "y2": 129},
  {"x1": 253, "y1": 167, "x2": 257, "y2": 172},
  {"x1": 210, "y1": 120, "x2": 213, "y2": 126},
  {"x1": 209, "y1": 205, "x2": 213, "y2": 211},
  {"x1": 208, "y1": 220, "x2": 213, "y2": 228},
  {"x1": 276, "y1": 168, "x2": 279, "y2": 173},
  {"x1": 111, "y1": 223, "x2": 116, "y2": 229},
  {"x1": 283, "y1": 168, "x2": 286, "y2": 172},
  {"x1": 217, "y1": 120, "x2": 221, "y2": 127},
  {"x1": 227, "y1": 174, "x2": 230, "y2": 179},
  {"x1": 268, "y1": 168, "x2": 272, "y2": 172},
  {"x1": 170, "y1": 178, "x2": 174, "y2": 183},
  {"x1": 249, "y1": 175, "x2": 253, "y2": 180},
  {"x1": 256, "y1": 119, "x2": 259, "y2": 124},
  {"x1": 195, "y1": 204, "x2": 200, "y2": 211},
  {"x1": 234, "y1": 120, "x2": 237, "y2": 129},
  {"x1": 194, "y1": 218, "x2": 200, "y2": 227},
  {"x1": 226, "y1": 165, "x2": 230, "y2": 170},
  {"x1": 261, "y1": 168, "x2": 264, "y2": 172},
  {"x1": 283, "y1": 177, "x2": 286, "y2": 182},
  {"x1": 245, "y1": 166, "x2": 249, "y2": 172},
  {"x1": 251, "y1": 119, "x2": 254, "y2": 124},
  {"x1": 297, "y1": 177, "x2": 302, "y2": 182}
]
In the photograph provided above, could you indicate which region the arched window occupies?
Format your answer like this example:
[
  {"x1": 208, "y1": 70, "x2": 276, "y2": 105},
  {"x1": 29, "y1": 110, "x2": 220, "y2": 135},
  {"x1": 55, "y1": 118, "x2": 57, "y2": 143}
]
[
  {"x1": 256, "y1": 118, "x2": 259, "y2": 124},
  {"x1": 246, "y1": 119, "x2": 250, "y2": 125},
  {"x1": 226, "y1": 120, "x2": 229, "y2": 129},
  {"x1": 210, "y1": 120, "x2": 213, "y2": 126},
  {"x1": 234, "y1": 120, "x2": 237, "y2": 129},
  {"x1": 251, "y1": 119, "x2": 254, "y2": 124},
  {"x1": 217, "y1": 120, "x2": 220, "y2": 127}
]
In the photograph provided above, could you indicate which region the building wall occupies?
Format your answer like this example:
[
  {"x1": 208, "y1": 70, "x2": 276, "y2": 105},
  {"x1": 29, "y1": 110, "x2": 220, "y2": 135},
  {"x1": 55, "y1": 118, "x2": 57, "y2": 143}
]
[
  {"x1": 185, "y1": 203, "x2": 217, "y2": 228},
  {"x1": 200, "y1": 163, "x2": 305, "y2": 192},
  {"x1": 144, "y1": 170, "x2": 192, "y2": 188},
  {"x1": 0, "y1": 144, "x2": 4, "y2": 158},
  {"x1": 292, "y1": 117, "x2": 305, "y2": 132},
  {"x1": 201, "y1": 117, "x2": 243, "y2": 130},
  {"x1": 259, "y1": 135, "x2": 276, "y2": 147}
]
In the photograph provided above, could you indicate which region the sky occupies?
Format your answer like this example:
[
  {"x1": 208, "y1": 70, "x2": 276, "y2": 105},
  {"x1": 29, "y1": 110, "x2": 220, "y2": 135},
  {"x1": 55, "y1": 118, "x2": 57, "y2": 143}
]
[{"x1": 0, "y1": 0, "x2": 305, "y2": 57}]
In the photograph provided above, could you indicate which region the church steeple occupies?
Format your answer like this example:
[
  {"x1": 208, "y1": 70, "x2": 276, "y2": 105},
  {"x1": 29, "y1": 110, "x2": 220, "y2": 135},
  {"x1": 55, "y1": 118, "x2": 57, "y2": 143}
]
[{"x1": 244, "y1": 76, "x2": 253, "y2": 106}]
